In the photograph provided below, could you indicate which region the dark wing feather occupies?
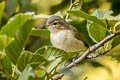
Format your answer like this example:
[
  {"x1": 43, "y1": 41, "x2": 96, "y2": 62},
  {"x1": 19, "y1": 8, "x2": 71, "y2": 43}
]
[{"x1": 69, "y1": 24, "x2": 86, "y2": 43}]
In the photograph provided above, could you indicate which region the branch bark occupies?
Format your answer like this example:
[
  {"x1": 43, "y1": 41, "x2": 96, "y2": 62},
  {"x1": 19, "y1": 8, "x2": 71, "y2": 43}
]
[{"x1": 51, "y1": 30, "x2": 120, "y2": 80}]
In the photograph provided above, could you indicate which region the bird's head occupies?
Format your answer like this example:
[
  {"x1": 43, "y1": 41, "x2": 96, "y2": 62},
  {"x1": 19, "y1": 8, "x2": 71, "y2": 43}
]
[{"x1": 45, "y1": 16, "x2": 68, "y2": 33}]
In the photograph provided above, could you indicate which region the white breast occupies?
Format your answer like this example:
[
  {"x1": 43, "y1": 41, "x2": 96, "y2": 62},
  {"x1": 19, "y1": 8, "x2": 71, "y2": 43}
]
[{"x1": 50, "y1": 30, "x2": 87, "y2": 51}]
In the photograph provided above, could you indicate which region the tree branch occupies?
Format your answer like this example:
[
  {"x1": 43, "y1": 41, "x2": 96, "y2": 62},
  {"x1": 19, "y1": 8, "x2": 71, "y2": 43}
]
[{"x1": 51, "y1": 30, "x2": 120, "y2": 80}]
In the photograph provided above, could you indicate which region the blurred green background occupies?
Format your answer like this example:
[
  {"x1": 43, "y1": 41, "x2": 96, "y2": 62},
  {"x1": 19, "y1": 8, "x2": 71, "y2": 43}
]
[{"x1": 0, "y1": 0, "x2": 120, "y2": 80}]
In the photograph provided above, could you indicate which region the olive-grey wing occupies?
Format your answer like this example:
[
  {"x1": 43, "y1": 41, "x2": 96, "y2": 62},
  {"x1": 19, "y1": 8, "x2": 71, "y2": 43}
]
[{"x1": 69, "y1": 24, "x2": 86, "y2": 43}]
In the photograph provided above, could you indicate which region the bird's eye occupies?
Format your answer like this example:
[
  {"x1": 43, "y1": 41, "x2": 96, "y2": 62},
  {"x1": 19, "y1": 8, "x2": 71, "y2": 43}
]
[{"x1": 53, "y1": 22, "x2": 58, "y2": 25}]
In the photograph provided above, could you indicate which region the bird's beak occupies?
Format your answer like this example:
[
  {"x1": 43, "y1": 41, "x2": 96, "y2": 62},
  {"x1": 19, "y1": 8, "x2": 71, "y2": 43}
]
[
  {"x1": 41, "y1": 24, "x2": 51, "y2": 29},
  {"x1": 41, "y1": 24, "x2": 47, "y2": 29},
  {"x1": 46, "y1": 24, "x2": 51, "y2": 27}
]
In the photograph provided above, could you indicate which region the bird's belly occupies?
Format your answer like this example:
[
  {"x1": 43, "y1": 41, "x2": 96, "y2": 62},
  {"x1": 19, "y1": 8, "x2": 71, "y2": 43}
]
[
  {"x1": 50, "y1": 31, "x2": 87, "y2": 52},
  {"x1": 61, "y1": 38, "x2": 86, "y2": 51}
]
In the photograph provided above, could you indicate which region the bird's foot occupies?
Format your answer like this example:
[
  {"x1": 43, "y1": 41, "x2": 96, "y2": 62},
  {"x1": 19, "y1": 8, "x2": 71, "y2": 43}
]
[
  {"x1": 62, "y1": 61, "x2": 67, "y2": 68},
  {"x1": 72, "y1": 58, "x2": 77, "y2": 66}
]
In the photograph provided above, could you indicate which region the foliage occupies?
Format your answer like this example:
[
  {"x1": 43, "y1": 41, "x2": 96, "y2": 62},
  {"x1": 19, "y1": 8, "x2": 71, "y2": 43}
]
[{"x1": 0, "y1": 0, "x2": 120, "y2": 80}]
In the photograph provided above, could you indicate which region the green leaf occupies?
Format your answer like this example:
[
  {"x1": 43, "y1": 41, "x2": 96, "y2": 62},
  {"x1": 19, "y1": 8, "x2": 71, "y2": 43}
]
[
  {"x1": 31, "y1": 28, "x2": 50, "y2": 37},
  {"x1": 62, "y1": 50, "x2": 84, "y2": 61},
  {"x1": 0, "y1": 13, "x2": 32, "y2": 37},
  {"x1": 2, "y1": 56, "x2": 12, "y2": 74},
  {"x1": 114, "y1": 21, "x2": 120, "y2": 31},
  {"x1": 103, "y1": 40, "x2": 113, "y2": 51},
  {"x1": 47, "y1": 57, "x2": 62, "y2": 73},
  {"x1": 95, "y1": 10, "x2": 120, "y2": 33},
  {"x1": 112, "y1": 35, "x2": 120, "y2": 47},
  {"x1": 57, "y1": 68, "x2": 73, "y2": 76},
  {"x1": 67, "y1": 10, "x2": 106, "y2": 27},
  {"x1": 35, "y1": 46, "x2": 65, "y2": 60},
  {"x1": 30, "y1": 53, "x2": 48, "y2": 69},
  {"x1": 34, "y1": 46, "x2": 64, "y2": 73},
  {"x1": 108, "y1": 44, "x2": 120, "y2": 61},
  {"x1": 87, "y1": 22, "x2": 107, "y2": 43},
  {"x1": 96, "y1": 40, "x2": 113, "y2": 54},
  {"x1": 18, "y1": 65, "x2": 34, "y2": 80},
  {"x1": 34, "y1": 69, "x2": 46, "y2": 78},
  {"x1": 34, "y1": 46, "x2": 84, "y2": 73},
  {"x1": 0, "y1": 2, "x2": 5, "y2": 26},
  {"x1": 91, "y1": 9, "x2": 113, "y2": 19},
  {"x1": 17, "y1": 51, "x2": 33, "y2": 72},
  {"x1": 0, "y1": 35, "x2": 14, "y2": 51},
  {"x1": 17, "y1": 46, "x2": 84, "y2": 75},
  {"x1": 86, "y1": 9, "x2": 112, "y2": 43},
  {"x1": 5, "y1": 19, "x2": 36, "y2": 64},
  {"x1": 68, "y1": 10, "x2": 108, "y2": 43},
  {"x1": 48, "y1": 56, "x2": 56, "y2": 61},
  {"x1": 104, "y1": 11, "x2": 120, "y2": 21},
  {"x1": 17, "y1": 50, "x2": 48, "y2": 72}
]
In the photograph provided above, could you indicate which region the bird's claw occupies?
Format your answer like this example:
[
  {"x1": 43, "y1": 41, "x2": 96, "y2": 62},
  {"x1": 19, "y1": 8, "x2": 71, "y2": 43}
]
[
  {"x1": 72, "y1": 58, "x2": 77, "y2": 66},
  {"x1": 62, "y1": 61, "x2": 67, "y2": 68}
]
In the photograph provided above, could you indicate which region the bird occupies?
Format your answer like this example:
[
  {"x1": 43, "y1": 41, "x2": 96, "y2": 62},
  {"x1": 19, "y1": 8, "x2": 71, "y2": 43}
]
[{"x1": 45, "y1": 16, "x2": 87, "y2": 52}]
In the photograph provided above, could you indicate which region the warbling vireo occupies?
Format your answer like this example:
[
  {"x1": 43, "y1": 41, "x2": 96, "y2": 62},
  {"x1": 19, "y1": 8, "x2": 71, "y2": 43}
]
[{"x1": 45, "y1": 16, "x2": 87, "y2": 52}]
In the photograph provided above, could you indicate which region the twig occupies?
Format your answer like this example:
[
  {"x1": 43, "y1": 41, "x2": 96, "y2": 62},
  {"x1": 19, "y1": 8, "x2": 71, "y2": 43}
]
[
  {"x1": 65, "y1": 0, "x2": 83, "y2": 21},
  {"x1": 65, "y1": 0, "x2": 74, "y2": 20},
  {"x1": 51, "y1": 30, "x2": 120, "y2": 80}
]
